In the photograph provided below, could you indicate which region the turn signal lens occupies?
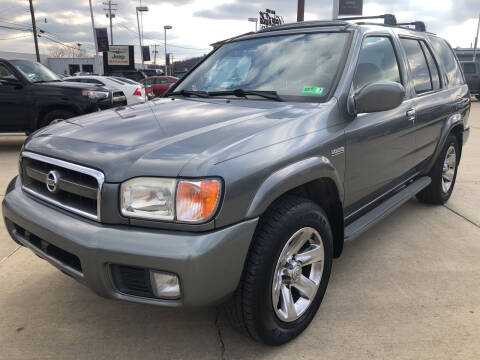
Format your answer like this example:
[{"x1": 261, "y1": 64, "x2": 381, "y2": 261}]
[{"x1": 176, "y1": 180, "x2": 221, "y2": 222}]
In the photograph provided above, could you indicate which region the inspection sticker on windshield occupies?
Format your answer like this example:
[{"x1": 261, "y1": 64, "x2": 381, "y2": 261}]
[{"x1": 302, "y1": 86, "x2": 324, "y2": 95}]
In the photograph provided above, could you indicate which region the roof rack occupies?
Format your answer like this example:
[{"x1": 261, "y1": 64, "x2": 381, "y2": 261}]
[
  {"x1": 397, "y1": 21, "x2": 426, "y2": 32},
  {"x1": 338, "y1": 14, "x2": 397, "y2": 26}
]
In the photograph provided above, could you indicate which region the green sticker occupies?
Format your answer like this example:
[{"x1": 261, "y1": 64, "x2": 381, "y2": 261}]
[{"x1": 302, "y1": 86, "x2": 324, "y2": 95}]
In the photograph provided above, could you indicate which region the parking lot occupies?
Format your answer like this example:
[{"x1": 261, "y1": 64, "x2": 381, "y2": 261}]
[{"x1": 0, "y1": 102, "x2": 479, "y2": 360}]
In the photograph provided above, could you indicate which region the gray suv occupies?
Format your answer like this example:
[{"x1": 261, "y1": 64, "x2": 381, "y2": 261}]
[{"x1": 2, "y1": 17, "x2": 471, "y2": 345}]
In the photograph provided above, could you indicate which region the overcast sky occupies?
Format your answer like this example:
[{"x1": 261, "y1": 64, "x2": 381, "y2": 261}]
[{"x1": 0, "y1": 0, "x2": 478, "y2": 64}]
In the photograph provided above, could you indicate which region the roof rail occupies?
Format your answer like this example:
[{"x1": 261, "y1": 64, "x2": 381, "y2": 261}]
[
  {"x1": 397, "y1": 21, "x2": 426, "y2": 32},
  {"x1": 338, "y1": 14, "x2": 397, "y2": 26}
]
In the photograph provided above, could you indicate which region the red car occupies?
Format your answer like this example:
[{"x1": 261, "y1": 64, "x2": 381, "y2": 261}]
[{"x1": 140, "y1": 76, "x2": 178, "y2": 97}]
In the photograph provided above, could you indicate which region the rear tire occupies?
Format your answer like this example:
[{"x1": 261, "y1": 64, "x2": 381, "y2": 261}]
[
  {"x1": 224, "y1": 195, "x2": 333, "y2": 345},
  {"x1": 417, "y1": 134, "x2": 459, "y2": 205},
  {"x1": 40, "y1": 109, "x2": 75, "y2": 128}
]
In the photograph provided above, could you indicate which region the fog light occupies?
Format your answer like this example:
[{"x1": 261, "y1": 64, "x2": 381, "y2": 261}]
[{"x1": 150, "y1": 271, "x2": 180, "y2": 299}]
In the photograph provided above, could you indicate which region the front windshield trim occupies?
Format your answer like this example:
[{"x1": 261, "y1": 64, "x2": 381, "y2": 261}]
[{"x1": 169, "y1": 30, "x2": 353, "y2": 103}]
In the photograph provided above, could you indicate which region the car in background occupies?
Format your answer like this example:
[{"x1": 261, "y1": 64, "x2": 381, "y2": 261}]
[
  {"x1": 65, "y1": 75, "x2": 146, "y2": 105},
  {"x1": 105, "y1": 69, "x2": 147, "y2": 82},
  {"x1": 0, "y1": 58, "x2": 119, "y2": 133},
  {"x1": 111, "y1": 76, "x2": 154, "y2": 100},
  {"x1": 461, "y1": 61, "x2": 480, "y2": 100},
  {"x1": 140, "y1": 76, "x2": 178, "y2": 97},
  {"x1": 143, "y1": 69, "x2": 163, "y2": 77}
]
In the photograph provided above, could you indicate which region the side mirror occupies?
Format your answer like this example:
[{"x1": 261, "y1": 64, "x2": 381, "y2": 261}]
[
  {"x1": 0, "y1": 78, "x2": 22, "y2": 87},
  {"x1": 352, "y1": 81, "x2": 405, "y2": 114}
]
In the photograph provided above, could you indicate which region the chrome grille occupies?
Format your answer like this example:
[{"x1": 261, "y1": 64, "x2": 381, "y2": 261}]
[{"x1": 21, "y1": 152, "x2": 104, "y2": 221}]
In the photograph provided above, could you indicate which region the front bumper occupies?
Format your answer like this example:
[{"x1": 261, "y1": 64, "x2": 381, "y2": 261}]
[{"x1": 2, "y1": 177, "x2": 258, "y2": 307}]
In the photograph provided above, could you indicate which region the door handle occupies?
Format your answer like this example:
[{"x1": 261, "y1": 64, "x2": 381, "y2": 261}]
[{"x1": 406, "y1": 109, "x2": 416, "y2": 122}]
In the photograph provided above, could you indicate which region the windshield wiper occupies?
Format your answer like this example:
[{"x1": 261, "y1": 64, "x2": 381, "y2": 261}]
[
  {"x1": 208, "y1": 89, "x2": 283, "y2": 102},
  {"x1": 169, "y1": 89, "x2": 210, "y2": 98}
]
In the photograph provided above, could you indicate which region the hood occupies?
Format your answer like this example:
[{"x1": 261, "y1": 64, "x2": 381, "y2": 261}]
[
  {"x1": 25, "y1": 98, "x2": 332, "y2": 182},
  {"x1": 36, "y1": 81, "x2": 103, "y2": 91}
]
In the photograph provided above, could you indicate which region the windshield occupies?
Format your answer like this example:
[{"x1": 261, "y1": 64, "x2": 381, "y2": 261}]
[
  {"x1": 10, "y1": 60, "x2": 60, "y2": 83},
  {"x1": 175, "y1": 32, "x2": 349, "y2": 101}
]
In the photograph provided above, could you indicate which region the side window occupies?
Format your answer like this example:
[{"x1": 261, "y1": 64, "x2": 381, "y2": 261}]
[
  {"x1": 429, "y1": 36, "x2": 464, "y2": 87},
  {"x1": 420, "y1": 42, "x2": 441, "y2": 90},
  {"x1": 0, "y1": 64, "x2": 18, "y2": 83},
  {"x1": 400, "y1": 38, "x2": 432, "y2": 93},
  {"x1": 353, "y1": 37, "x2": 402, "y2": 92}
]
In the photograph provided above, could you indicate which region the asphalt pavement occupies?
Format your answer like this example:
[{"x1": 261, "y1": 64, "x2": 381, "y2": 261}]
[{"x1": 1, "y1": 102, "x2": 479, "y2": 359}]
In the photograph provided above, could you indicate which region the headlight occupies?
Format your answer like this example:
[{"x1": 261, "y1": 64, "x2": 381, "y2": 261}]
[
  {"x1": 82, "y1": 90, "x2": 109, "y2": 100},
  {"x1": 120, "y1": 178, "x2": 221, "y2": 223}
]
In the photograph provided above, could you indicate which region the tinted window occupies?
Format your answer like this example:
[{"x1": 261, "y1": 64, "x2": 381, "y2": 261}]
[
  {"x1": 0, "y1": 64, "x2": 18, "y2": 82},
  {"x1": 420, "y1": 42, "x2": 441, "y2": 90},
  {"x1": 353, "y1": 37, "x2": 401, "y2": 92},
  {"x1": 429, "y1": 36, "x2": 464, "y2": 86},
  {"x1": 177, "y1": 32, "x2": 350, "y2": 101},
  {"x1": 462, "y1": 63, "x2": 477, "y2": 74},
  {"x1": 400, "y1": 38, "x2": 431, "y2": 93}
]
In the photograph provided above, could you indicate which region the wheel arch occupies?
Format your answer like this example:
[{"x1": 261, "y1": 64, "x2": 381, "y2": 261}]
[
  {"x1": 246, "y1": 157, "x2": 345, "y2": 258},
  {"x1": 425, "y1": 114, "x2": 465, "y2": 174},
  {"x1": 37, "y1": 104, "x2": 79, "y2": 127}
]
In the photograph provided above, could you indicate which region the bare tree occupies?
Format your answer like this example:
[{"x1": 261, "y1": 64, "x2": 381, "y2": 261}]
[
  {"x1": 48, "y1": 45, "x2": 68, "y2": 58},
  {"x1": 48, "y1": 44, "x2": 88, "y2": 58}
]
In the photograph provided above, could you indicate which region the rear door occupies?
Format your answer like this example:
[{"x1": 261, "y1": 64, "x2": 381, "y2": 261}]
[
  {"x1": 399, "y1": 37, "x2": 445, "y2": 167},
  {"x1": 344, "y1": 34, "x2": 416, "y2": 215},
  {"x1": 410, "y1": 35, "x2": 469, "y2": 167}
]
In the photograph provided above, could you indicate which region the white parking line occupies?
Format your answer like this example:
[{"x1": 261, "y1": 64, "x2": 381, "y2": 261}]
[{"x1": 0, "y1": 246, "x2": 21, "y2": 265}]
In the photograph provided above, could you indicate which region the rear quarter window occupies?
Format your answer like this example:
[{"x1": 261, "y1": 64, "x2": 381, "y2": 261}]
[{"x1": 429, "y1": 36, "x2": 464, "y2": 87}]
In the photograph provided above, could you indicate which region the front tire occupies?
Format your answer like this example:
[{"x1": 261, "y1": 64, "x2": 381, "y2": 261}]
[
  {"x1": 224, "y1": 195, "x2": 333, "y2": 345},
  {"x1": 417, "y1": 134, "x2": 459, "y2": 205}
]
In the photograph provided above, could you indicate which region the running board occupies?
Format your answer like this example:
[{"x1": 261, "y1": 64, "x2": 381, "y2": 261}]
[{"x1": 344, "y1": 176, "x2": 431, "y2": 241}]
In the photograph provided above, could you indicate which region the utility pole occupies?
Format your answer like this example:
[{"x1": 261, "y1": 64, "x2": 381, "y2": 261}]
[
  {"x1": 28, "y1": 0, "x2": 40, "y2": 62},
  {"x1": 153, "y1": 44, "x2": 158, "y2": 65},
  {"x1": 104, "y1": 1, "x2": 117, "y2": 45},
  {"x1": 332, "y1": 0, "x2": 339, "y2": 19},
  {"x1": 88, "y1": 0, "x2": 100, "y2": 74},
  {"x1": 297, "y1": 0, "x2": 305, "y2": 22},
  {"x1": 474, "y1": 13, "x2": 480, "y2": 62},
  {"x1": 164, "y1": 25, "x2": 172, "y2": 76}
]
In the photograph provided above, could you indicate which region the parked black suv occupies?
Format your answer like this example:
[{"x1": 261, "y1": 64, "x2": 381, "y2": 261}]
[
  {"x1": 3, "y1": 16, "x2": 470, "y2": 345},
  {"x1": 0, "y1": 59, "x2": 124, "y2": 133},
  {"x1": 461, "y1": 61, "x2": 480, "y2": 100}
]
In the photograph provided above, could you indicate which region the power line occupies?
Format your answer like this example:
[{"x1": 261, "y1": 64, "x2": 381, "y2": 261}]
[
  {"x1": 117, "y1": 23, "x2": 210, "y2": 51},
  {"x1": 0, "y1": 34, "x2": 32, "y2": 41}
]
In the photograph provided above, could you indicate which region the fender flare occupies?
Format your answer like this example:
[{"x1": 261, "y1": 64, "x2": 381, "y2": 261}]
[
  {"x1": 246, "y1": 156, "x2": 344, "y2": 218},
  {"x1": 425, "y1": 113, "x2": 464, "y2": 174}
]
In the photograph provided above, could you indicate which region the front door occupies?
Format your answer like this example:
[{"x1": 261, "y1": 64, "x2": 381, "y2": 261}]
[
  {"x1": 0, "y1": 63, "x2": 29, "y2": 132},
  {"x1": 344, "y1": 36, "x2": 416, "y2": 216}
]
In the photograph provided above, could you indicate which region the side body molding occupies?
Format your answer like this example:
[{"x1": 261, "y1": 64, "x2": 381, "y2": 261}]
[{"x1": 246, "y1": 156, "x2": 344, "y2": 218}]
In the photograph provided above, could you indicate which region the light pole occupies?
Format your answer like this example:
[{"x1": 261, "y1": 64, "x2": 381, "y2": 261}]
[
  {"x1": 136, "y1": 6, "x2": 149, "y2": 69},
  {"x1": 164, "y1": 25, "x2": 172, "y2": 75},
  {"x1": 248, "y1": 17, "x2": 258, "y2": 31}
]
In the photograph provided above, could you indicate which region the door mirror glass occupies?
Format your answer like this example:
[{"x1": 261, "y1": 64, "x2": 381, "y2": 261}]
[{"x1": 354, "y1": 81, "x2": 405, "y2": 114}]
